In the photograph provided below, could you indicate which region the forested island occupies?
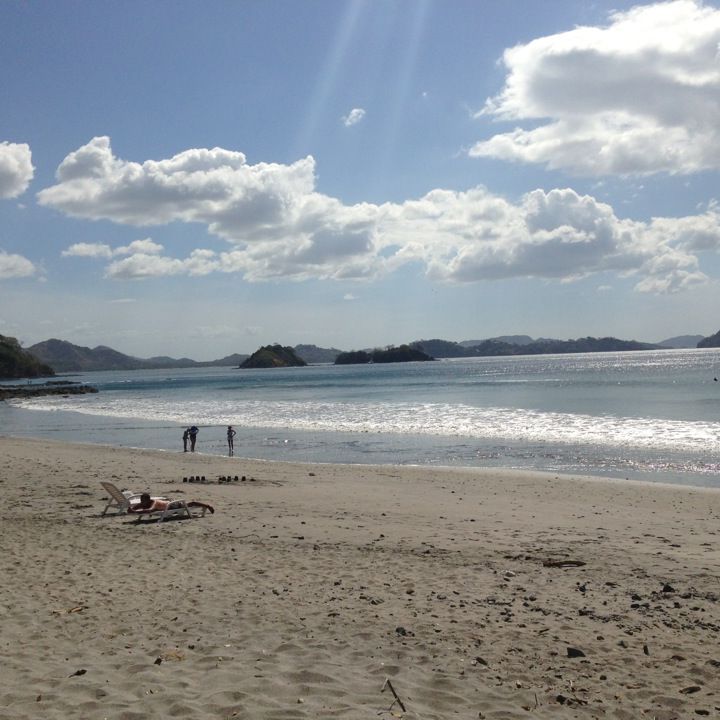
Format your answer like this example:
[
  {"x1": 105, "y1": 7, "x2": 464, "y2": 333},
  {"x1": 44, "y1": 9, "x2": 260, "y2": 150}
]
[
  {"x1": 335, "y1": 345, "x2": 434, "y2": 365},
  {"x1": 240, "y1": 344, "x2": 308, "y2": 369}
]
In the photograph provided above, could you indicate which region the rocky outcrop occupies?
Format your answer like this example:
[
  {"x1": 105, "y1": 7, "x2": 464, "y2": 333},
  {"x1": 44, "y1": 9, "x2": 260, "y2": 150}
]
[{"x1": 0, "y1": 381, "x2": 98, "y2": 401}]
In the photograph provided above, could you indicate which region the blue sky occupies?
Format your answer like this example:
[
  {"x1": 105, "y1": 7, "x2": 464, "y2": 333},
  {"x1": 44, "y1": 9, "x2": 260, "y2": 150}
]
[{"x1": 2, "y1": 0, "x2": 720, "y2": 359}]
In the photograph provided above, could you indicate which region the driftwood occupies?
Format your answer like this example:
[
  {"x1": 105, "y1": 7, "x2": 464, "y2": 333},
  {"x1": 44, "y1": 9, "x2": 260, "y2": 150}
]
[
  {"x1": 382, "y1": 678, "x2": 406, "y2": 713},
  {"x1": 542, "y1": 559, "x2": 586, "y2": 568}
]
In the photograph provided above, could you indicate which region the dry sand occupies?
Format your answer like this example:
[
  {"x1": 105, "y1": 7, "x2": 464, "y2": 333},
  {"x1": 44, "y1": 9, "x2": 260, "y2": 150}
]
[{"x1": 1, "y1": 435, "x2": 719, "y2": 719}]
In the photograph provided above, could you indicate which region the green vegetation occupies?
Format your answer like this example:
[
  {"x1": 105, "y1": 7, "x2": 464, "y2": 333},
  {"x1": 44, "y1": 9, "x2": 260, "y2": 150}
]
[
  {"x1": 0, "y1": 335, "x2": 55, "y2": 379},
  {"x1": 240, "y1": 344, "x2": 308, "y2": 369},
  {"x1": 335, "y1": 345, "x2": 434, "y2": 365}
]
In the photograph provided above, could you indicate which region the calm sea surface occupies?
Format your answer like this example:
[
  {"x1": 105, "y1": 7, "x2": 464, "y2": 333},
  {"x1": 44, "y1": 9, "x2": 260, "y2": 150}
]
[{"x1": 2, "y1": 349, "x2": 720, "y2": 487}]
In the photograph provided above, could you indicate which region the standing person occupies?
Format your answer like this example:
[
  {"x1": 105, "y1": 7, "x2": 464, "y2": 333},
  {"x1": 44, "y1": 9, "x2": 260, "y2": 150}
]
[
  {"x1": 182, "y1": 427, "x2": 189, "y2": 452},
  {"x1": 189, "y1": 425, "x2": 199, "y2": 452},
  {"x1": 227, "y1": 425, "x2": 236, "y2": 456}
]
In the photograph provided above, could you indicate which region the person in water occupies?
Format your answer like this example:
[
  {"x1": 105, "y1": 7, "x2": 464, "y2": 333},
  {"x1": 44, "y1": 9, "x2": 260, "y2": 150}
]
[
  {"x1": 182, "y1": 427, "x2": 190, "y2": 452},
  {"x1": 227, "y1": 425, "x2": 236, "y2": 456},
  {"x1": 128, "y1": 493, "x2": 214, "y2": 515}
]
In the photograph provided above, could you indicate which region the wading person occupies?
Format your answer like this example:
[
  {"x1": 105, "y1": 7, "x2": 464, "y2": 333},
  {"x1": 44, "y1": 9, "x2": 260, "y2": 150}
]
[{"x1": 227, "y1": 425, "x2": 236, "y2": 456}]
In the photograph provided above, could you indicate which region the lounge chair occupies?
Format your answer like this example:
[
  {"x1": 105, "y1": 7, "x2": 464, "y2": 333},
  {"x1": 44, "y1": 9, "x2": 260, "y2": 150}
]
[
  {"x1": 133, "y1": 499, "x2": 210, "y2": 523},
  {"x1": 100, "y1": 481, "x2": 167, "y2": 516}
]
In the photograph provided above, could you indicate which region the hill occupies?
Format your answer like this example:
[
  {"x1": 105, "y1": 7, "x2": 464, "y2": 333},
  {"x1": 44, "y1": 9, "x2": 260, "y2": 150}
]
[
  {"x1": 0, "y1": 335, "x2": 55, "y2": 379},
  {"x1": 27, "y1": 339, "x2": 248, "y2": 372},
  {"x1": 240, "y1": 344, "x2": 308, "y2": 369},
  {"x1": 459, "y1": 335, "x2": 534, "y2": 347},
  {"x1": 411, "y1": 339, "x2": 475, "y2": 358},
  {"x1": 697, "y1": 330, "x2": 720, "y2": 348},
  {"x1": 413, "y1": 336, "x2": 661, "y2": 358},
  {"x1": 335, "y1": 345, "x2": 434, "y2": 365},
  {"x1": 294, "y1": 344, "x2": 343, "y2": 364},
  {"x1": 657, "y1": 335, "x2": 705, "y2": 349}
]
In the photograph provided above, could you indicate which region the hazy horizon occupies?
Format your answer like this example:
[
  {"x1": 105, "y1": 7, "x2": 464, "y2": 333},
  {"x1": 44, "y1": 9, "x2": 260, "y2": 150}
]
[
  {"x1": 21, "y1": 330, "x2": 711, "y2": 363},
  {"x1": 3, "y1": 1, "x2": 720, "y2": 359}
]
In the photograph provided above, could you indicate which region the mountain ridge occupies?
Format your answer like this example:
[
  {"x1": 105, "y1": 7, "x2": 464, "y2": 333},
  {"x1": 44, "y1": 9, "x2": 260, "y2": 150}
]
[{"x1": 19, "y1": 329, "x2": 720, "y2": 375}]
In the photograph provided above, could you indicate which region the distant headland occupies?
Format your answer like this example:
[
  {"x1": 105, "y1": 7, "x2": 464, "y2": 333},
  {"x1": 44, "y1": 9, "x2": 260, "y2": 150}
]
[{"x1": 2, "y1": 329, "x2": 719, "y2": 379}]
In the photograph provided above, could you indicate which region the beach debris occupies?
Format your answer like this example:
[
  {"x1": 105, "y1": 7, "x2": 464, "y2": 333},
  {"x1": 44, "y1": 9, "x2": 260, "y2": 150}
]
[
  {"x1": 679, "y1": 685, "x2": 702, "y2": 694},
  {"x1": 68, "y1": 669, "x2": 87, "y2": 678},
  {"x1": 53, "y1": 605, "x2": 88, "y2": 615},
  {"x1": 158, "y1": 648, "x2": 186, "y2": 662},
  {"x1": 566, "y1": 647, "x2": 586, "y2": 658},
  {"x1": 543, "y1": 559, "x2": 586, "y2": 568},
  {"x1": 662, "y1": 583, "x2": 676, "y2": 593},
  {"x1": 382, "y1": 677, "x2": 407, "y2": 713}
]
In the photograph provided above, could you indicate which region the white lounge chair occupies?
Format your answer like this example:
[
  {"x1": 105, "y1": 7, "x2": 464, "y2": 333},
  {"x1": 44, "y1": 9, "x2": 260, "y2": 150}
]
[
  {"x1": 133, "y1": 499, "x2": 209, "y2": 523},
  {"x1": 100, "y1": 481, "x2": 167, "y2": 516}
]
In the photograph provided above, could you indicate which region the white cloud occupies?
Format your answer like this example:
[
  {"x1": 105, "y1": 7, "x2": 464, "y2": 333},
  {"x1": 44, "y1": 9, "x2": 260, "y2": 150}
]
[
  {"x1": 62, "y1": 242, "x2": 113, "y2": 259},
  {"x1": 0, "y1": 251, "x2": 36, "y2": 279},
  {"x1": 471, "y1": 0, "x2": 720, "y2": 176},
  {"x1": 62, "y1": 238, "x2": 163, "y2": 260},
  {"x1": 115, "y1": 238, "x2": 164, "y2": 256},
  {"x1": 0, "y1": 142, "x2": 34, "y2": 198},
  {"x1": 342, "y1": 108, "x2": 366, "y2": 127},
  {"x1": 42, "y1": 137, "x2": 720, "y2": 292},
  {"x1": 105, "y1": 253, "x2": 186, "y2": 279}
]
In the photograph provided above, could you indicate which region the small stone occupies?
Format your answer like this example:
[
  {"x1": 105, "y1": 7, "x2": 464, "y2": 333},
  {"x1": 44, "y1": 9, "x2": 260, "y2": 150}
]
[
  {"x1": 662, "y1": 583, "x2": 676, "y2": 593},
  {"x1": 680, "y1": 685, "x2": 702, "y2": 694},
  {"x1": 567, "y1": 647, "x2": 585, "y2": 658}
]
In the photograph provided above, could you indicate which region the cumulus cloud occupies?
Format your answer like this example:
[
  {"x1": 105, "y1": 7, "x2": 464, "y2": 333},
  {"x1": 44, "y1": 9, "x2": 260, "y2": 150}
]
[
  {"x1": 44, "y1": 137, "x2": 719, "y2": 291},
  {"x1": 0, "y1": 142, "x2": 34, "y2": 198},
  {"x1": 471, "y1": 0, "x2": 720, "y2": 176},
  {"x1": 342, "y1": 108, "x2": 366, "y2": 126},
  {"x1": 380, "y1": 186, "x2": 710, "y2": 292},
  {"x1": 0, "y1": 251, "x2": 36, "y2": 279},
  {"x1": 62, "y1": 242, "x2": 114, "y2": 259}
]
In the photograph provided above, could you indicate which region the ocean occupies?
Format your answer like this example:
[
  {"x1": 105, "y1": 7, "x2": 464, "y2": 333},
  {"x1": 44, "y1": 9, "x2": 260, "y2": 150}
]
[{"x1": 2, "y1": 348, "x2": 719, "y2": 487}]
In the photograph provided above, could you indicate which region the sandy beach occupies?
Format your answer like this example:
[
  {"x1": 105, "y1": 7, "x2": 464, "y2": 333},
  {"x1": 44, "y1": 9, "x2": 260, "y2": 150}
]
[{"x1": 1, "y1": 435, "x2": 718, "y2": 719}]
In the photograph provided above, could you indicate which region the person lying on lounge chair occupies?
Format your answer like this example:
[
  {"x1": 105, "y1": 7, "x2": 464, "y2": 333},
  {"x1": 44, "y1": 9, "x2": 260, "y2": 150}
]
[{"x1": 127, "y1": 492, "x2": 215, "y2": 515}]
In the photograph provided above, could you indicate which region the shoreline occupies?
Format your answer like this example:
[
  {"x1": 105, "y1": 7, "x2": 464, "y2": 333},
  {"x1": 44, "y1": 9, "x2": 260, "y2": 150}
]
[{"x1": 2, "y1": 435, "x2": 719, "y2": 719}]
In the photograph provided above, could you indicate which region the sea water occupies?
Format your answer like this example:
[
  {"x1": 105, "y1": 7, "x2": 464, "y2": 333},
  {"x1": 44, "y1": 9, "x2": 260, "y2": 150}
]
[{"x1": 2, "y1": 348, "x2": 719, "y2": 487}]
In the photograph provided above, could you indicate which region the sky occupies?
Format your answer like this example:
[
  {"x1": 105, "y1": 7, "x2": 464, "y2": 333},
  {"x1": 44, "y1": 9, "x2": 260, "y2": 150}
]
[{"x1": 2, "y1": 0, "x2": 720, "y2": 359}]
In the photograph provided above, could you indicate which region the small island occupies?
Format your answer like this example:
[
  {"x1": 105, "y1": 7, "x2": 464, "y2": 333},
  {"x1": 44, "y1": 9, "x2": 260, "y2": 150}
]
[
  {"x1": 239, "y1": 344, "x2": 308, "y2": 369},
  {"x1": 335, "y1": 344, "x2": 434, "y2": 365}
]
